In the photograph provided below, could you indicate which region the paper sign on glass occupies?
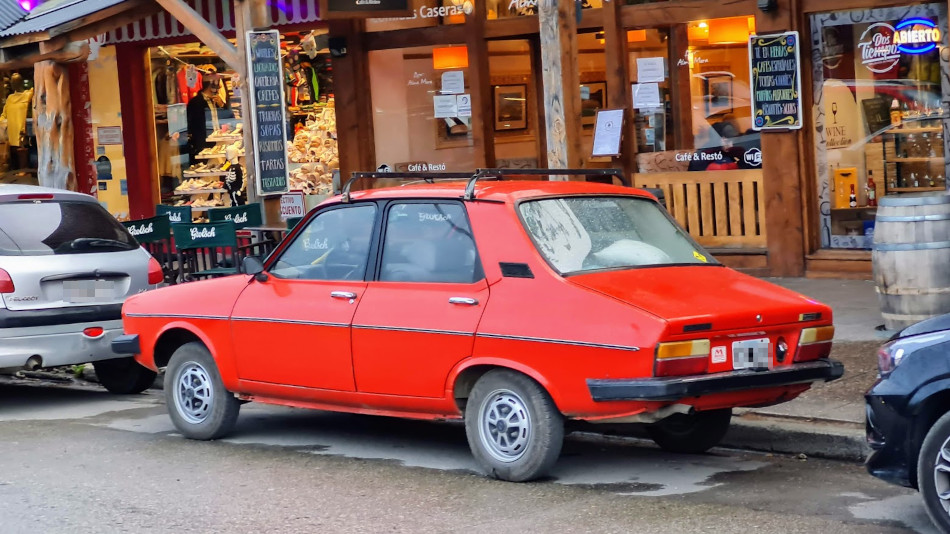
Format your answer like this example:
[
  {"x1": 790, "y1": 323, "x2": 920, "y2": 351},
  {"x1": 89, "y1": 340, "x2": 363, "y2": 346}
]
[
  {"x1": 636, "y1": 57, "x2": 665, "y2": 83},
  {"x1": 632, "y1": 83, "x2": 661, "y2": 109},
  {"x1": 433, "y1": 95, "x2": 459, "y2": 118},
  {"x1": 591, "y1": 109, "x2": 625, "y2": 157},
  {"x1": 441, "y1": 71, "x2": 465, "y2": 94},
  {"x1": 457, "y1": 94, "x2": 472, "y2": 117}
]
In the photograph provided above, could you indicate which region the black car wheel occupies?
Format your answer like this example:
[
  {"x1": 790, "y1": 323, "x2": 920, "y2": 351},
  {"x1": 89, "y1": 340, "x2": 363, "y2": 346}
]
[
  {"x1": 94, "y1": 357, "x2": 157, "y2": 395},
  {"x1": 647, "y1": 408, "x2": 732, "y2": 454},
  {"x1": 917, "y1": 411, "x2": 950, "y2": 532}
]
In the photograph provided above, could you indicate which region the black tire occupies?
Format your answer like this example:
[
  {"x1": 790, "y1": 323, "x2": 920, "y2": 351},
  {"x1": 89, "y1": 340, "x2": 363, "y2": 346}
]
[
  {"x1": 647, "y1": 408, "x2": 732, "y2": 454},
  {"x1": 164, "y1": 342, "x2": 240, "y2": 440},
  {"x1": 917, "y1": 411, "x2": 950, "y2": 533},
  {"x1": 464, "y1": 369, "x2": 564, "y2": 482},
  {"x1": 94, "y1": 357, "x2": 157, "y2": 395}
]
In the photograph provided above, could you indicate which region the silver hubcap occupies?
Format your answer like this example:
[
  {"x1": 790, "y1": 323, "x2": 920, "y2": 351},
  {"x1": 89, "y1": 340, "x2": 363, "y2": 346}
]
[
  {"x1": 478, "y1": 388, "x2": 531, "y2": 463},
  {"x1": 174, "y1": 362, "x2": 213, "y2": 424}
]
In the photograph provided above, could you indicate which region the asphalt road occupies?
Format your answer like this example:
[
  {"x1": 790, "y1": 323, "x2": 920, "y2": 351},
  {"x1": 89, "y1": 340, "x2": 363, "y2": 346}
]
[{"x1": 0, "y1": 377, "x2": 939, "y2": 534}]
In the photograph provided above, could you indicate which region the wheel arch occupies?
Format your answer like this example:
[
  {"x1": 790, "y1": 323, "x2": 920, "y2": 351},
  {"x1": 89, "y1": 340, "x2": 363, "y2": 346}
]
[
  {"x1": 151, "y1": 324, "x2": 214, "y2": 370},
  {"x1": 448, "y1": 358, "x2": 562, "y2": 414},
  {"x1": 909, "y1": 383, "x2": 950, "y2": 489}
]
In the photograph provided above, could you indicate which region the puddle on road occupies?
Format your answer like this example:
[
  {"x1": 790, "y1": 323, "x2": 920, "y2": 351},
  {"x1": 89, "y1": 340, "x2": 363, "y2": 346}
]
[{"x1": 0, "y1": 382, "x2": 158, "y2": 422}]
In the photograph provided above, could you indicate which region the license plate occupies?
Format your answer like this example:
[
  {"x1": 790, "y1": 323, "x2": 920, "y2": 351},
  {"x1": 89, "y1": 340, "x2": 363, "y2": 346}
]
[
  {"x1": 63, "y1": 280, "x2": 116, "y2": 303},
  {"x1": 732, "y1": 338, "x2": 771, "y2": 370}
]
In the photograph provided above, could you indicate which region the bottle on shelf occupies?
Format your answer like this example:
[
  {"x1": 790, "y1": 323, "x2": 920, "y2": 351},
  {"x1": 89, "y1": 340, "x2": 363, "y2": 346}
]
[
  {"x1": 890, "y1": 98, "x2": 902, "y2": 126},
  {"x1": 928, "y1": 173, "x2": 935, "y2": 187},
  {"x1": 867, "y1": 171, "x2": 877, "y2": 207},
  {"x1": 913, "y1": 173, "x2": 920, "y2": 187},
  {"x1": 849, "y1": 184, "x2": 857, "y2": 208}
]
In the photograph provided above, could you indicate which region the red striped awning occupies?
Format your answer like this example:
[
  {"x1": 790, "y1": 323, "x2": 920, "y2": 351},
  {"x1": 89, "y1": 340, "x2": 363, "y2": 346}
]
[{"x1": 104, "y1": 0, "x2": 321, "y2": 44}]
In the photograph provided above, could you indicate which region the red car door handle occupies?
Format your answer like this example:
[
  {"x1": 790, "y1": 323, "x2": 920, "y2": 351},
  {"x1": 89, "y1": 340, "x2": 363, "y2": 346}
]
[
  {"x1": 449, "y1": 297, "x2": 478, "y2": 306},
  {"x1": 330, "y1": 291, "x2": 357, "y2": 300}
]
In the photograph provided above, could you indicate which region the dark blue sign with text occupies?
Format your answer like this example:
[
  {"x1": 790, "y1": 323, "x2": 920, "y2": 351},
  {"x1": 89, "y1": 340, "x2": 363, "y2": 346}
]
[{"x1": 247, "y1": 30, "x2": 289, "y2": 195}]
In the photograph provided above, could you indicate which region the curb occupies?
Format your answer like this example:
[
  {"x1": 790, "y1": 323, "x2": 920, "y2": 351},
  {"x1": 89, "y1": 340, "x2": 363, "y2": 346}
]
[{"x1": 577, "y1": 412, "x2": 868, "y2": 463}]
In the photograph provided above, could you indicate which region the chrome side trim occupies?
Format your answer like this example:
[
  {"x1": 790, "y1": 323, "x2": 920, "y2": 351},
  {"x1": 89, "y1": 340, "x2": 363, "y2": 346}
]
[
  {"x1": 231, "y1": 317, "x2": 350, "y2": 328},
  {"x1": 477, "y1": 332, "x2": 640, "y2": 352},
  {"x1": 352, "y1": 324, "x2": 473, "y2": 336},
  {"x1": 125, "y1": 313, "x2": 229, "y2": 321}
]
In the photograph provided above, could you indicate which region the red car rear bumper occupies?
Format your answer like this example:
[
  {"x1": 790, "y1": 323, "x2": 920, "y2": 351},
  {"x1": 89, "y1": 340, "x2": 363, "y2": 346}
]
[{"x1": 587, "y1": 359, "x2": 844, "y2": 402}]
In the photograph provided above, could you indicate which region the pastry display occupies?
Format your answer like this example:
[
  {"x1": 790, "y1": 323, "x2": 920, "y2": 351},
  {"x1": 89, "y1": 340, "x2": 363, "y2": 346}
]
[{"x1": 287, "y1": 104, "x2": 338, "y2": 195}]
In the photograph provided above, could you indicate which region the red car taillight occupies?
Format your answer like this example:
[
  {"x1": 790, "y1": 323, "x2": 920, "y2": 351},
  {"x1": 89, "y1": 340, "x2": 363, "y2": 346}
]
[
  {"x1": 655, "y1": 339, "x2": 710, "y2": 377},
  {"x1": 147, "y1": 257, "x2": 164, "y2": 285},
  {"x1": 0, "y1": 268, "x2": 14, "y2": 293},
  {"x1": 794, "y1": 326, "x2": 835, "y2": 362}
]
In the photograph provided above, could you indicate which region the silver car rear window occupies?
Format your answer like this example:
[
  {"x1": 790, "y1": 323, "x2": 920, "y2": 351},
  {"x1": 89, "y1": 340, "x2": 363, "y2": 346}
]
[{"x1": 0, "y1": 200, "x2": 137, "y2": 256}]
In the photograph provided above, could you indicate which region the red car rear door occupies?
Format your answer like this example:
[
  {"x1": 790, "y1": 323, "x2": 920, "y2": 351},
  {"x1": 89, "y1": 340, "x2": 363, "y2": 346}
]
[
  {"x1": 352, "y1": 201, "x2": 488, "y2": 398},
  {"x1": 231, "y1": 203, "x2": 378, "y2": 391}
]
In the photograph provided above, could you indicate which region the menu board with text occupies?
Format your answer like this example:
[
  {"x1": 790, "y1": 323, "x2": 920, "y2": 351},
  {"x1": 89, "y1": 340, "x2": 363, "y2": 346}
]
[
  {"x1": 247, "y1": 30, "x2": 290, "y2": 195},
  {"x1": 749, "y1": 31, "x2": 803, "y2": 130}
]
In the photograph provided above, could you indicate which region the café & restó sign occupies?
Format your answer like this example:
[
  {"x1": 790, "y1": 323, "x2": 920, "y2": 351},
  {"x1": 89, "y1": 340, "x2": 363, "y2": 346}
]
[{"x1": 858, "y1": 17, "x2": 941, "y2": 74}]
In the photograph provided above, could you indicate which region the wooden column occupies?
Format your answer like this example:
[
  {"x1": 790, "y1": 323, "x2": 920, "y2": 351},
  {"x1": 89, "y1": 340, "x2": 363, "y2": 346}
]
[
  {"x1": 602, "y1": 0, "x2": 636, "y2": 178},
  {"x1": 117, "y1": 45, "x2": 158, "y2": 219},
  {"x1": 758, "y1": 0, "x2": 806, "y2": 276},
  {"x1": 330, "y1": 19, "x2": 375, "y2": 182},
  {"x1": 529, "y1": 35, "x2": 548, "y2": 168},
  {"x1": 68, "y1": 61, "x2": 96, "y2": 197},
  {"x1": 34, "y1": 58, "x2": 75, "y2": 192},
  {"x1": 539, "y1": 0, "x2": 582, "y2": 172},
  {"x1": 669, "y1": 25, "x2": 693, "y2": 151},
  {"x1": 466, "y1": 0, "x2": 493, "y2": 168}
]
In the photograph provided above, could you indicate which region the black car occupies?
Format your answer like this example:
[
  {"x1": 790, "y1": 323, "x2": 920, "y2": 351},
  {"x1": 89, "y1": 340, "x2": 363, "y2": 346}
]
[{"x1": 866, "y1": 313, "x2": 950, "y2": 531}]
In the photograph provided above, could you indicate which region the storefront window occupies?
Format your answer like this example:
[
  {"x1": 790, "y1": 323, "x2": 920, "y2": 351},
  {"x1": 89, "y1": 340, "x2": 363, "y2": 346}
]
[
  {"x1": 811, "y1": 4, "x2": 948, "y2": 249},
  {"x1": 489, "y1": 40, "x2": 540, "y2": 168},
  {"x1": 631, "y1": 17, "x2": 761, "y2": 174},
  {"x1": 369, "y1": 45, "x2": 478, "y2": 177},
  {"x1": 0, "y1": 68, "x2": 36, "y2": 184},
  {"x1": 149, "y1": 29, "x2": 337, "y2": 220}
]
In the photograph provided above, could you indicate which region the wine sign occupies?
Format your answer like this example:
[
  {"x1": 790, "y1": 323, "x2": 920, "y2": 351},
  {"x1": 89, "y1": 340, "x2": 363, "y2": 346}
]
[
  {"x1": 749, "y1": 31, "x2": 803, "y2": 130},
  {"x1": 247, "y1": 30, "x2": 290, "y2": 195}
]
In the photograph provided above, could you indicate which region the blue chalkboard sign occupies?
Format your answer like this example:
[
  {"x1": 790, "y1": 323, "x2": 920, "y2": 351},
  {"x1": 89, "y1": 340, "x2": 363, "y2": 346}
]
[
  {"x1": 749, "y1": 31, "x2": 803, "y2": 131},
  {"x1": 246, "y1": 30, "x2": 290, "y2": 195}
]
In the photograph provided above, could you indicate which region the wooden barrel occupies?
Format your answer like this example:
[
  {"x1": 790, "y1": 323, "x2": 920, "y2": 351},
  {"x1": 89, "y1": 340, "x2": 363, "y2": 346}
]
[{"x1": 873, "y1": 193, "x2": 950, "y2": 330}]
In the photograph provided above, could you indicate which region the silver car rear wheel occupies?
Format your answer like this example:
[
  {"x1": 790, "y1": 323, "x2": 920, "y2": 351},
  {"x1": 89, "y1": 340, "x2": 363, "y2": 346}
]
[{"x1": 478, "y1": 388, "x2": 532, "y2": 463}]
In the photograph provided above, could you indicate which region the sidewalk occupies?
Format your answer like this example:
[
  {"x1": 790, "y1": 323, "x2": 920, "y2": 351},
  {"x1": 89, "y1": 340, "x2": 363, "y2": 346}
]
[{"x1": 727, "y1": 277, "x2": 888, "y2": 461}]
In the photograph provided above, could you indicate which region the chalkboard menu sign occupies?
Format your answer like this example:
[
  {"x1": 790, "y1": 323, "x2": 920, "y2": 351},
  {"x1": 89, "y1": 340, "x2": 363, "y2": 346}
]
[
  {"x1": 749, "y1": 31, "x2": 803, "y2": 131},
  {"x1": 246, "y1": 30, "x2": 289, "y2": 195}
]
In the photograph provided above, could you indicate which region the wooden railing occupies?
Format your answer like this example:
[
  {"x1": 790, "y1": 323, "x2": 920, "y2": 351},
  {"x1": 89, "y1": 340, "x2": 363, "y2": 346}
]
[{"x1": 634, "y1": 170, "x2": 767, "y2": 249}]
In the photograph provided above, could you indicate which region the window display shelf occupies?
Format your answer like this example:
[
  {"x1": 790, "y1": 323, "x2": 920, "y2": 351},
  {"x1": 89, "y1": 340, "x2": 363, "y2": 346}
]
[
  {"x1": 174, "y1": 188, "x2": 226, "y2": 195},
  {"x1": 890, "y1": 127, "x2": 943, "y2": 135},
  {"x1": 892, "y1": 157, "x2": 944, "y2": 163},
  {"x1": 207, "y1": 135, "x2": 243, "y2": 142},
  {"x1": 183, "y1": 171, "x2": 229, "y2": 178},
  {"x1": 888, "y1": 186, "x2": 946, "y2": 193},
  {"x1": 196, "y1": 154, "x2": 227, "y2": 159},
  {"x1": 831, "y1": 206, "x2": 879, "y2": 212}
]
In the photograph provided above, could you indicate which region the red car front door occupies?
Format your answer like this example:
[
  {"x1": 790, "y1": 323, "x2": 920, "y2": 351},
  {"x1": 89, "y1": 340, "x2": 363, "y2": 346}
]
[
  {"x1": 351, "y1": 201, "x2": 488, "y2": 398},
  {"x1": 230, "y1": 203, "x2": 378, "y2": 391}
]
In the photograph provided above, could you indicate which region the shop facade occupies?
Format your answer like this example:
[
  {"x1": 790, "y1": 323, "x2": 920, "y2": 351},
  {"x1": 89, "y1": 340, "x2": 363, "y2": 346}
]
[{"x1": 3, "y1": 0, "x2": 949, "y2": 278}]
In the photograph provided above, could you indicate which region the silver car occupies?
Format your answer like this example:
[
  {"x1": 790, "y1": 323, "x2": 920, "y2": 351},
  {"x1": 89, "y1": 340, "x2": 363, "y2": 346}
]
[{"x1": 0, "y1": 184, "x2": 159, "y2": 393}]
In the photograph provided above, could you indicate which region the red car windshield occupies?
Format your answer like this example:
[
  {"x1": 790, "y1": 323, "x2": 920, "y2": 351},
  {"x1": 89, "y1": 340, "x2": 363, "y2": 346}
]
[{"x1": 519, "y1": 196, "x2": 717, "y2": 274}]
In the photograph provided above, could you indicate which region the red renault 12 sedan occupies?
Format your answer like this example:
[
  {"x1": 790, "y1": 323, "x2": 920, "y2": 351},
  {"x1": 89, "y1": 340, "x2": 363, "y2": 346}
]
[{"x1": 113, "y1": 174, "x2": 841, "y2": 481}]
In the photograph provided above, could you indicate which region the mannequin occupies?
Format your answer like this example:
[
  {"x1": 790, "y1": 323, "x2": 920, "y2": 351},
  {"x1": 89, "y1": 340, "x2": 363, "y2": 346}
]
[{"x1": 0, "y1": 73, "x2": 33, "y2": 168}]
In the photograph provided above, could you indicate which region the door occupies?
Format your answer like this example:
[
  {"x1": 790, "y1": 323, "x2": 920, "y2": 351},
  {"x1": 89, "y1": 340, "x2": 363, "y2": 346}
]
[
  {"x1": 352, "y1": 201, "x2": 488, "y2": 397},
  {"x1": 231, "y1": 203, "x2": 378, "y2": 391}
]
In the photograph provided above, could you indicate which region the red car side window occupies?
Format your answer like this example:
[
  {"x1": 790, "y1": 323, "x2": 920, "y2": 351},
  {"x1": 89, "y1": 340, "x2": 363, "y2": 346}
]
[
  {"x1": 269, "y1": 204, "x2": 377, "y2": 281},
  {"x1": 379, "y1": 202, "x2": 480, "y2": 283}
]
